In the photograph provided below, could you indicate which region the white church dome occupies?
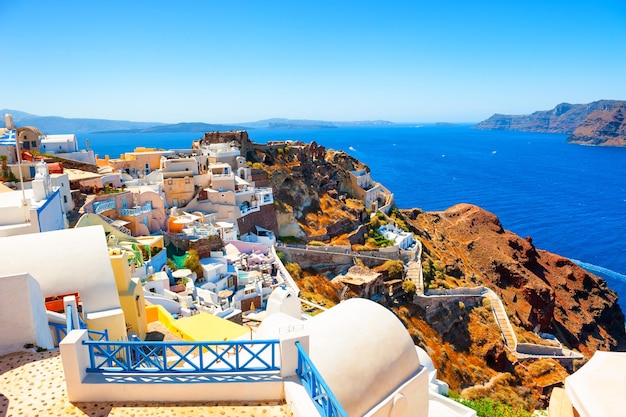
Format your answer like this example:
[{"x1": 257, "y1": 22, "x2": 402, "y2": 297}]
[{"x1": 305, "y1": 298, "x2": 423, "y2": 417}]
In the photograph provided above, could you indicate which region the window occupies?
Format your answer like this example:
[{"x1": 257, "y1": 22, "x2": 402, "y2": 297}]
[
  {"x1": 23, "y1": 142, "x2": 30, "y2": 150},
  {"x1": 63, "y1": 196, "x2": 68, "y2": 203},
  {"x1": 31, "y1": 141, "x2": 37, "y2": 147}
]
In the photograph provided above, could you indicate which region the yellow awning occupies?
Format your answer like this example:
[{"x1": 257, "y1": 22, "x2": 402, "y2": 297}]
[{"x1": 174, "y1": 313, "x2": 250, "y2": 341}]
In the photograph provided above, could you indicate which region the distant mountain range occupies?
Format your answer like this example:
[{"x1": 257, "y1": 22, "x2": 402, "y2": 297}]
[
  {"x1": 475, "y1": 100, "x2": 626, "y2": 146},
  {"x1": 0, "y1": 109, "x2": 396, "y2": 134},
  {"x1": 240, "y1": 118, "x2": 395, "y2": 129}
]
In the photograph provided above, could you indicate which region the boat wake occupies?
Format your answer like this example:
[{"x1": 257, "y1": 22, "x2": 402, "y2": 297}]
[{"x1": 571, "y1": 259, "x2": 626, "y2": 283}]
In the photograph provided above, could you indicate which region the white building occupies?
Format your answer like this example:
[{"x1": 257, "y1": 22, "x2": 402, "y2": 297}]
[
  {"x1": 349, "y1": 168, "x2": 394, "y2": 213},
  {"x1": 0, "y1": 226, "x2": 128, "y2": 353},
  {"x1": 40, "y1": 134, "x2": 79, "y2": 154},
  {"x1": 0, "y1": 162, "x2": 67, "y2": 237},
  {"x1": 258, "y1": 298, "x2": 476, "y2": 417},
  {"x1": 40, "y1": 134, "x2": 96, "y2": 164},
  {"x1": 378, "y1": 223, "x2": 415, "y2": 250}
]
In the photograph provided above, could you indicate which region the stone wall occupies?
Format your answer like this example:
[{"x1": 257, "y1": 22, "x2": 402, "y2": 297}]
[
  {"x1": 189, "y1": 235, "x2": 224, "y2": 259},
  {"x1": 237, "y1": 204, "x2": 279, "y2": 236}
]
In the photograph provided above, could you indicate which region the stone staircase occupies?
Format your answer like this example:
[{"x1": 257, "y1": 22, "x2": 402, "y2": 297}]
[
  {"x1": 484, "y1": 289, "x2": 517, "y2": 350},
  {"x1": 406, "y1": 261, "x2": 424, "y2": 294},
  {"x1": 99, "y1": 214, "x2": 133, "y2": 236}
]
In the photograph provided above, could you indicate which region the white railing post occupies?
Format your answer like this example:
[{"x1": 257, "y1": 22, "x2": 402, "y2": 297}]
[
  {"x1": 64, "y1": 295, "x2": 80, "y2": 330},
  {"x1": 279, "y1": 328, "x2": 309, "y2": 378}
]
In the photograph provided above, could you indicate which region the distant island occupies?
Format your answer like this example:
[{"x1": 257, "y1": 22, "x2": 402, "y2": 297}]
[
  {"x1": 475, "y1": 100, "x2": 626, "y2": 146},
  {"x1": 0, "y1": 109, "x2": 396, "y2": 134},
  {"x1": 91, "y1": 122, "x2": 252, "y2": 134}
]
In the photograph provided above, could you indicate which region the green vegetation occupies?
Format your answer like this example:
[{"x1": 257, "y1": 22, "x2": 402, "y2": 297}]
[
  {"x1": 278, "y1": 235, "x2": 303, "y2": 244},
  {"x1": 365, "y1": 213, "x2": 394, "y2": 248},
  {"x1": 285, "y1": 262, "x2": 302, "y2": 280},
  {"x1": 422, "y1": 259, "x2": 446, "y2": 289},
  {"x1": 183, "y1": 249, "x2": 201, "y2": 274},
  {"x1": 422, "y1": 259, "x2": 446, "y2": 288},
  {"x1": 389, "y1": 207, "x2": 409, "y2": 232},
  {"x1": 166, "y1": 258, "x2": 177, "y2": 271},
  {"x1": 0, "y1": 155, "x2": 18, "y2": 182},
  {"x1": 402, "y1": 280, "x2": 417, "y2": 295},
  {"x1": 100, "y1": 183, "x2": 122, "y2": 194},
  {"x1": 453, "y1": 398, "x2": 534, "y2": 417},
  {"x1": 375, "y1": 259, "x2": 404, "y2": 280}
]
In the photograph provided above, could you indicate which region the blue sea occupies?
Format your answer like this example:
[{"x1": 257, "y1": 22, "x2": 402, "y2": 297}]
[{"x1": 79, "y1": 125, "x2": 626, "y2": 309}]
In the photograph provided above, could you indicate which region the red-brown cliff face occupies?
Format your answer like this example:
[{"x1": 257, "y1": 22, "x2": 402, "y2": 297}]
[
  {"x1": 567, "y1": 101, "x2": 626, "y2": 146},
  {"x1": 247, "y1": 141, "x2": 369, "y2": 241},
  {"x1": 403, "y1": 203, "x2": 626, "y2": 355},
  {"x1": 475, "y1": 100, "x2": 626, "y2": 146},
  {"x1": 256, "y1": 136, "x2": 626, "y2": 409}
]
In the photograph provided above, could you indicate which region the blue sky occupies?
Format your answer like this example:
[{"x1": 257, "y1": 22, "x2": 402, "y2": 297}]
[{"x1": 2, "y1": 1, "x2": 625, "y2": 123}]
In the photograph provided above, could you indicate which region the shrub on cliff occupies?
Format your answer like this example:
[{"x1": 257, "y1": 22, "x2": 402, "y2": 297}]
[
  {"x1": 454, "y1": 398, "x2": 533, "y2": 417},
  {"x1": 183, "y1": 249, "x2": 201, "y2": 276},
  {"x1": 375, "y1": 259, "x2": 404, "y2": 280},
  {"x1": 402, "y1": 280, "x2": 417, "y2": 295},
  {"x1": 285, "y1": 262, "x2": 302, "y2": 280}
]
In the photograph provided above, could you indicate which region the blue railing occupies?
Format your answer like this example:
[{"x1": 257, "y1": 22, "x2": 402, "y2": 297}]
[
  {"x1": 49, "y1": 321, "x2": 109, "y2": 344},
  {"x1": 295, "y1": 341, "x2": 348, "y2": 417},
  {"x1": 48, "y1": 308, "x2": 109, "y2": 345},
  {"x1": 94, "y1": 198, "x2": 116, "y2": 214},
  {"x1": 121, "y1": 202, "x2": 153, "y2": 216},
  {"x1": 83, "y1": 339, "x2": 280, "y2": 374}
]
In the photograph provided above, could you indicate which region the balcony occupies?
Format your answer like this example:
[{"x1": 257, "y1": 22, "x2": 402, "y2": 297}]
[
  {"x1": 93, "y1": 199, "x2": 116, "y2": 214},
  {"x1": 255, "y1": 188, "x2": 274, "y2": 205},
  {"x1": 121, "y1": 202, "x2": 153, "y2": 217}
]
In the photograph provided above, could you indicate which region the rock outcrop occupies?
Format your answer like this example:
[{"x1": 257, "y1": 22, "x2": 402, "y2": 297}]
[
  {"x1": 567, "y1": 101, "x2": 626, "y2": 146},
  {"x1": 257, "y1": 137, "x2": 626, "y2": 409},
  {"x1": 403, "y1": 203, "x2": 626, "y2": 355},
  {"x1": 248, "y1": 140, "x2": 368, "y2": 242},
  {"x1": 475, "y1": 100, "x2": 626, "y2": 145}
]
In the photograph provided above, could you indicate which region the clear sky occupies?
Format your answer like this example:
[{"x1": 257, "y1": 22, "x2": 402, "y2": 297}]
[{"x1": 2, "y1": 1, "x2": 625, "y2": 123}]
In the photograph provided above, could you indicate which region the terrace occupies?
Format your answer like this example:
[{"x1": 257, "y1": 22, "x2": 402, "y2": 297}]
[{"x1": 120, "y1": 201, "x2": 153, "y2": 216}]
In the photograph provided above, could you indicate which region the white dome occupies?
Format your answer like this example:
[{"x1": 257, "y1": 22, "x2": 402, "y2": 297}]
[
  {"x1": 266, "y1": 285, "x2": 301, "y2": 319},
  {"x1": 415, "y1": 345, "x2": 435, "y2": 374},
  {"x1": 305, "y1": 298, "x2": 422, "y2": 417},
  {"x1": 255, "y1": 311, "x2": 302, "y2": 340}
]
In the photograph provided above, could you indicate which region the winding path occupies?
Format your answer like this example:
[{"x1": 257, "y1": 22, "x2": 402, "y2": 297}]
[{"x1": 278, "y1": 240, "x2": 583, "y2": 361}]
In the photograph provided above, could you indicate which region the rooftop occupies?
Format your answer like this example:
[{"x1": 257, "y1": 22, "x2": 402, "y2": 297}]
[{"x1": 0, "y1": 349, "x2": 292, "y2": 417}]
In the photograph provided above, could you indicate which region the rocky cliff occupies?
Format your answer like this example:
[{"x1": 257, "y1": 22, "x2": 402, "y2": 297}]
[
  {"x1": 567, "y1": 101, "x2": 626, "y2": 146},
  {"x1": 403, "y1": 204, "x2": 625, "y2": 355},
  {"x1": 475, "y1": 100, "x2": 626, "y2": 145},
  {"x1": 246, "y1": 140, "x2": 369, "y2": 242},
  {"x1": 247, "y1": 135, "x2": 626, "y2": 409}
]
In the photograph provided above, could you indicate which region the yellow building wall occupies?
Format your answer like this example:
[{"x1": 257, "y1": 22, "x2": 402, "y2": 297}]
[
  {"x1": 118, "y1": 279, "x2": 147, "y2": 339},
  {"x1": 109, "y1": 252, "x2": 147, "y2": 339},
  {"x1": 163, "y1": 177, "x2": 195, "y2": 207},
  {"x1": 145, "y1": 305, "x2": 249, "y2": 342}
]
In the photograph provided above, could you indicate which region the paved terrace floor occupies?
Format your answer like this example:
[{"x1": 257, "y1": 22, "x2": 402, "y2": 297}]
[{"x1": 0, "y1": 349, "x2": 292, "y2": 417}]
